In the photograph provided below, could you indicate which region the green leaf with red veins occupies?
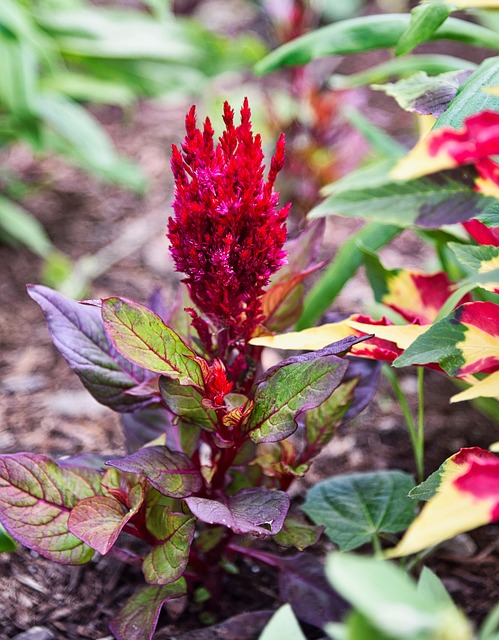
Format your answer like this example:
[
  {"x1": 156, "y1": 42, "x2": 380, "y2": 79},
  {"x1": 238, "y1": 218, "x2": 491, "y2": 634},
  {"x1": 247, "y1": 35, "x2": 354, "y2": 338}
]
[
  {"x1": 247, "y1": 340, "x2": 358, "y2": 443},
  {"x1": 0, "y1": 453, "x2": 101, "y2": 564},
  {"x1": 68, "y1": 483, "x2": 144, "y2": 555},
  {"x1": 101, "y1": 297, "x2": 203, "y2": 387},
  {"x1": 107, "y1": 445, "x2": 202, "y2": 499},
  {"x1": 159, "y1": 376, "x2": 217, "y2": 430},
  {"x1": 186, "y1": 487, "x2": 290, "y2": 535},
  {"x1": 109, "y1": 579, "x2": 187, "y2": 640},
  {"x1": 142, "y1": 510, "x2": 195, "y2": 585}
]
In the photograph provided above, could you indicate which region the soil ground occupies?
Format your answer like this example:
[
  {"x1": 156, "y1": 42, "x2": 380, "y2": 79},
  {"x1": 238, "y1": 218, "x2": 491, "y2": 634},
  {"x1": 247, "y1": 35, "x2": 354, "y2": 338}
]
[{"x1": 1, "y1": 50, "x2": 499, "y2": 640}]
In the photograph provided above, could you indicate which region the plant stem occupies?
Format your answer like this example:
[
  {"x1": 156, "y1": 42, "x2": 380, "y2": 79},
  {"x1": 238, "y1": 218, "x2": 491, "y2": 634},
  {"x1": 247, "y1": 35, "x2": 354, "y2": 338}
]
[
  {"x1": 382, "y1": 365, "x2": 424, "y2": 483},
  {"x1": 371, "y1": 533, "x2": 383, "y2": 558}
]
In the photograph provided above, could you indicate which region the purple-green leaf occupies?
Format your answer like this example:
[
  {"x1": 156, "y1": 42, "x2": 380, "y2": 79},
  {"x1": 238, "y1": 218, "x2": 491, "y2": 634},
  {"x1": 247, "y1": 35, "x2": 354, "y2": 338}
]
[
  {"x1": 0, "y1": 453, "x2": 101, "y2": 564},
  {"x1": 102, "y1": 297, "x2": 203, "y2": 386},
  {"x1": 273, "y1": 515, "x2": 324, "y2": 551},
  {"x1": 109, "y1": 579, "x2": 187, "y2": 640},
  {"x1": 247, "y1": 340, "x2": 359, "y2": 443},
  {"x1": 186, "y1": 487, "x2": 290, "y2": 535},
  {"x1": 159, "y1": 376, "x2": 217, "y2": 430},
  {"x1": 68, "y1": 483, "x2": 144, "y2": 555},
  {"x1": 107, "y1": 445, "x2": 202, "y2": 498},
  {"x1": 142, "y1": 510, "x2": 195, "y2": 585},
  {"x1": 121, "y1": 406, "x2": 171, "y2": 453},
  {"x1": 27, "y1": 285, "x2": 156, "y2": 412}
]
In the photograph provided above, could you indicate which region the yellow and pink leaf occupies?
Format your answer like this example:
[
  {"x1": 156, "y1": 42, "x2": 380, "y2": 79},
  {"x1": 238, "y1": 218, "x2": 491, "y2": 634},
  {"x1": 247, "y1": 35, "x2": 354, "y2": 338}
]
[{"x1": 388, "y1": 447, "x2": 499, "y2": 557}]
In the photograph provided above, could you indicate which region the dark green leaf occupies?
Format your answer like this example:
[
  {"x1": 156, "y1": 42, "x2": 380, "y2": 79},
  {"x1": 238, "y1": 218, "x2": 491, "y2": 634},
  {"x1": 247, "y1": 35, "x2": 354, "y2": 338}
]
[
  {"x1": 0, "y1": 523, "x2": 16, "y2": 552},
  {"x1": 302, "y1": 471, "x2": 416, "y2": 551},
  {"x1": 408, "y1": 467, "x2": 444, "y2": 501}
]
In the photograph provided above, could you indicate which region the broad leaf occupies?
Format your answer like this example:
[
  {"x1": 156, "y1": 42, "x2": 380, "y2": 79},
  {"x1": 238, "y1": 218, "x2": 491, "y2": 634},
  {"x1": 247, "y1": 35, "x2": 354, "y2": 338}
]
[
  {"x1": 121, "y1": 406, "x2": 171, "y2": 453},
  {"x1": 395, "y1": 3, "x2": 452, "y2": 56},
  {"x1": 255, "y1": 15, "x2": 499, "y2": 75},
  {"x1": 394, "y1": 301, "x2": 499, "y2": 375},
  {"x1": 186, "y1": 487, "x2": 290, "y2": 535},
  {"x1": 109, "y1": 579, "x2": 187, "y2": 640},
  {"x1": 68, "y1": 483, "x2": 144, "y2": 555},
  {"x1": 450, "y1": 242, "x2": 499, "y2": 293},
  {"x1": 325, "y1": 553, "x2": 471, "y2": 639},
  {"x1": 373, "y1": 69, "x2": 471, "y2": 117},
  {"x1": 107, "y1": 445, "x2": 202, "y2": 499},
  {"x1": 142, "y1": 510, "x2": 195, "y2": 585},
  {"x1": 450, "y1": 370, "x2": 499, "y2": 402},
  {"x1": 388, "y1": 448, "x2": 499, "y2": 558},
  {"x1": 159, "y1": 376, "x2": 217, "y2": 430},
  {"x1": 309, "y1": 170, "x2": 499, "y2": 229},
  {"x1": 259, "y1": 604, "x2": 306, "y2": 640},
  {"x1": 302, "y1": 470, "x2": 416, "y2": 551},
  {"x1": 102, "y1": 297, "x2": 203, "y2": 386},
  {"x1": 0, "y1": 453, "x2": 100, "y2": 564},
  {"x1": 247, "y1": 339, "x2": 363, "y2": 443},
  {"x1": 278, "y1": 553, "x2": 348, "y2": 628},
  {"x1": 27, "y1": 285, "x2": 157, "y2": 411}
]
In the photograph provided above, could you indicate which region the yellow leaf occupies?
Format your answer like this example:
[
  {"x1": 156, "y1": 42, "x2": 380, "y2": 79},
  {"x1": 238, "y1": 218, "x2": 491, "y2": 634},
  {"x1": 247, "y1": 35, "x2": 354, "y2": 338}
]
[
  {"x1": 390, "y1": 134, "x2": 456, "y2": 182},
  {"x1": 345, "y1": 320, "x2": 429, "y2": 350},
  {"x1": 451, "y1": 370, "x2": 499, "y2": 402},
  {"x1": 445, "y1": 0, "x2": 499, "y2": 6},
  {"x1": 250, "y1": 319, "x2": 356, "y2": 351}
]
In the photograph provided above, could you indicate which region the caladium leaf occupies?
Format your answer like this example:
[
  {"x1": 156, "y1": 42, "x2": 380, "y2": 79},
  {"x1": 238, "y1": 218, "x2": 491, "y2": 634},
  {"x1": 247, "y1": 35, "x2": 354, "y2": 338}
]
[
  {"x1": 388, "y1": 447, "x2": 499, "y2": 557},
  {"x1": 109, "y1": 579, "x2": 187, "y2": 640},
  {"x1": 247, "y1": 338, "x2": 366, "y2": 443},
  {"x1": 186, "y1": 487, "x2": 290, "y2": 535},
  {"x1": 107, "y1": 445, "x2": 202, "y2": 499},
  {"x1": 302, "y1": 470, "x2": 416, "y2": 551},
  {"x1": 394, "y1": 301, "x2": 499, "y2": 376},
  {"x1": 101, "y1": 297, "x2": 203, "y2": 387},
  {"x1": 0, "y1": 453, "x2": 101, "y2": 564},
  {"x1": 142, "y1": 510, "x2": 195, "y2": 585},
  {"x1": 27, "y1": 285, "x2": 156, "y2": 412},
  {"x1": 68, "y1": 483, "x2": 144, "y2": 555},
  {"x1": 159, "y1": 376, "x2": 217, "y2": 430}
]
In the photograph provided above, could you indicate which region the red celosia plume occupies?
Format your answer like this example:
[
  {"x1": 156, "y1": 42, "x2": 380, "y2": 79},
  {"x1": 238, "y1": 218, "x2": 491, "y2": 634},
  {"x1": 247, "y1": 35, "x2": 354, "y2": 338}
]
[{"x1": 167, "y1": 99, "x2": 289, "y2": 350}]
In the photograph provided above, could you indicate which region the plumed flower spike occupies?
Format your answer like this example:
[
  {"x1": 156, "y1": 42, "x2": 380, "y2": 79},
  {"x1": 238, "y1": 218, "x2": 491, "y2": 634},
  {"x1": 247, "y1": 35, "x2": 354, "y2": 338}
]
[{"x1": 168, "y1": 98, "x2": 290, "y2": 347}]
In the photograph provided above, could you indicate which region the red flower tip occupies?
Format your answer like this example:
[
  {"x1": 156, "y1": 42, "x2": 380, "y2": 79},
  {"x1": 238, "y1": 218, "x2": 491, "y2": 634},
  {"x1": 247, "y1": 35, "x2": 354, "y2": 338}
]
[{"x1": 167, "y1": 99, "x2": 290, "y2": 346}]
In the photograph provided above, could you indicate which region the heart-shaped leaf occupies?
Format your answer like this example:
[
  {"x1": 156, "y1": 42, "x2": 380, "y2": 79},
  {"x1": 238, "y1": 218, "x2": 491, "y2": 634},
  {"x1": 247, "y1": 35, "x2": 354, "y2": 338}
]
[
  {"x1": 302, "y1": 470, "x2": 416, "y2": 551},
  {"x1": 186, "y1": 487, "x2": 289, "y2": 535},
  {"x1": 107, "y1": 445, "x2": 202, "y2": 498},
  {"x1": 109, "y1": 579, "x2": 187, "y2": 640},
  {"x1": 142, "y1": 510, "x2": 195, "y2": 585},
  {"x1": 0, "y1": 453, "x2": 101, "y2": 564},
  {"x1": 102, "y1": 297, "x2": 203, "y2": 386},
  {"x1": 68, "y1": 483, "x2": 144, "y2": 555},
  {"x1": 27, "y1": 285, "x2": 156, "y2": 411},
  {"x1": 247, "y1": 339, "x2": 361, "y2": 443}
]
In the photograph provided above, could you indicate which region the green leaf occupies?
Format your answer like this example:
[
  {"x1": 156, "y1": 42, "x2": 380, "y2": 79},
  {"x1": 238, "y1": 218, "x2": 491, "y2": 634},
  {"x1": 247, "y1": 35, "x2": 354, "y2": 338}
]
[
  {"x1": 297, "y1": 223, "x2": 401, "y2": 330},
  {"x1": 0, "y1": 453, "x2": 101, "y2": 564},
  {"x1": 417, "y1": 567, "x2": 454, "y2": 608},
  {"x1": 0, "y1": 523, "x2": 16, "y2": 552},
  {"x1": 342, "y1": 107, "x2": 406, "y2": 157},
  {"x1": 321, "y1": 159, "x2": 400, "y2": 196},
  {"x1": 408, "y1": 467, "x2": 443, "y2": 501},
  {"x1": 480, "y1": 603, "x2": 499, "y2": 640},
  {"x1": 247, "y1": 342, "x2": 351, "y2": 443},
  {"x1": 102, "y1": 297, "x2": 203, "y2": 387},
  {"x1": 109, "y1": 579, "x2": 187, "y2": 640},
  {"x1": 159, "y1": 376, "x2": 217, "y2": 430},
  {"x1": 69, "y1": 483, "x2": 144, "y2": 555},
  {"x1": 329, "y1": 54, "x2": 477, "y2": 89},
  {"x1": 142, "y1": 510, "x2": 195, "y2": 585},
  {"x1": 396, "y1": 3, "x2": 452, "y2": 56},
  {"x1": 434, "y1": 56, "x2": 499, "y2": 130},
  {"x1": 259, "y1": 604, "x2": 307, "y2": 640},
  {"x1": 272, "y1": 515, "x2": 324, "y2": 551},
  {"x1": 41, "y1": 71, "x2": 136, "y2": 106},
  {"x1": 302, "y1": 471, "x2": 416, "y2": 551},
  {"x1": 107, "y1": 445, "x2": 203, "y2": 499},
  {"x1": 309, "y1": 171, "x2": 499, "y2": 228},
  {"x1": 255, "y1": 14, "x2": 499, "y2": 75},
  {"x1": 0, "y1": 195, "x2": 53, "y2": 257}
]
